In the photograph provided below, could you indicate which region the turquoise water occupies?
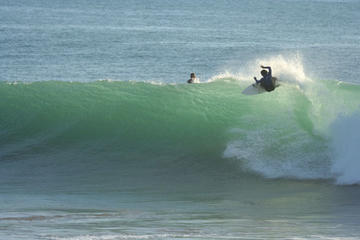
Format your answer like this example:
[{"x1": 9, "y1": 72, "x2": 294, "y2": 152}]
[{"x1": 1, "y1": 0, "x2": 360, "y2": 239}]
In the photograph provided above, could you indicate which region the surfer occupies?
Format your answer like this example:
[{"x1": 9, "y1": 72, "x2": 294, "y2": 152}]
[
  {"x1": 187, "y1": 73, "x2": 198, "y2": 84},
  {"x1": 253, "y1": 65, "x2": 275, "y2": 91}
]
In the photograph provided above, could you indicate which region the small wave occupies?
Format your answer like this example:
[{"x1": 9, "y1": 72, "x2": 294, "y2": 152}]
[
  {"x1": 0, "y1": 215, "x2": 62, "y2": 221},
  {"x1": 49, "y1": 233, "x2": 258, "y2": 240}
]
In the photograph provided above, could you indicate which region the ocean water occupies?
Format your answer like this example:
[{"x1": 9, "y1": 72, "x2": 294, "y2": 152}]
[{"x1": 1, "y1": 0, "x2": 360, "y2": 239}]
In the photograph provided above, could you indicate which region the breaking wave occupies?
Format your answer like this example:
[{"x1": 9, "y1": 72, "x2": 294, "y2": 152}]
[{"x1": 1, "y1": 55, "x2": 359, "y2": 185}]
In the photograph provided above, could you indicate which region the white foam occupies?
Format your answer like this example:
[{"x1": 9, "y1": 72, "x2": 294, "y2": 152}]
[{"x1": 207, "y1": 71, "x2": 245, "y2": 83}]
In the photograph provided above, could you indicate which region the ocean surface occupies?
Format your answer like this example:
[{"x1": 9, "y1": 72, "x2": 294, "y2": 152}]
[{"x1": 1, "y1": 0, "x2": 360, "y2": 239}]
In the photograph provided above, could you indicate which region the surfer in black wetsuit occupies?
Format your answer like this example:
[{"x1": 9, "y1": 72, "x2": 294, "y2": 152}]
[
  {"x1": 187, "y1": 73, "x2": 198, "y2": 84},
  {"x1": 253, "y1": 65, "x2": 275, "y2": 91}
]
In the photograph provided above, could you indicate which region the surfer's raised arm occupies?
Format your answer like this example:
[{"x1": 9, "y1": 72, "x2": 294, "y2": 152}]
[{"x1": 261, "y1": 65, "x2": 272, "y2": 76}]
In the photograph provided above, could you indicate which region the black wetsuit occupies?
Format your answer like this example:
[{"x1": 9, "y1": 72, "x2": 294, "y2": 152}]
[
  {"x1": 256, "y1": 67, "x2": 275, "y2": 91},
  {"x1": 187, "y1": 78, "x2": 196, "y2": 84}
]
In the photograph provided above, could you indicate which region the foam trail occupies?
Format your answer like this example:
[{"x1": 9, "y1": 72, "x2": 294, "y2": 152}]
[{"x1": 331, "y1": 112, "x2": 360, "y2": 185}]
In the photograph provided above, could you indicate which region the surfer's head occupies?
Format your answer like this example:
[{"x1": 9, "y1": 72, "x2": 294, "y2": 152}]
[
  {"x1": 261, "y1": 70, "x2": 268, "y2": 77},
  {"x1": 190, "y1": 73, "x2": 196, "y2": 78}
]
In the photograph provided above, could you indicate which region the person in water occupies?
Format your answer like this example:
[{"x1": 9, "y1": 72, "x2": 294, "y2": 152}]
[
  {"x1": 253, "y1": 65, "x2": 275, "y2": 91},
  {"x1": 187, "y1": 73, "x2": 199, "y2": 84}
]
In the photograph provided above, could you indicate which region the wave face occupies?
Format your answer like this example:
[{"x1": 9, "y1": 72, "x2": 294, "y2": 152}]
[{"x1": 1, "y1": 57, "x2": 359, "y2": 185}]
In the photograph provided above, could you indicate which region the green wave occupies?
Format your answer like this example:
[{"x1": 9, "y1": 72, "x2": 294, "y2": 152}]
[{"x1": 0, "y1": 79, "x2": 359, "y2": 182}]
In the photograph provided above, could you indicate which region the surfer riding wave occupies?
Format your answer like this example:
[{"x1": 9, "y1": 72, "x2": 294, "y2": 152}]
[{"x1": 254, "y1": 65, "x2": 275, "y2": 92}]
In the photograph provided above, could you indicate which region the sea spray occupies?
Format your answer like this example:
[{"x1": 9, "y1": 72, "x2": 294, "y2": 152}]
[{"x1": 208, "y1": 53, "x2": 309, "y2": 86}]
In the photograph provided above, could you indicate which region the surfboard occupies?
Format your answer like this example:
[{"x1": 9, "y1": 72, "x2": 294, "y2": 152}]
[{"x1": 242, "y1": 77, "x2": 278, "y2": 95}]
